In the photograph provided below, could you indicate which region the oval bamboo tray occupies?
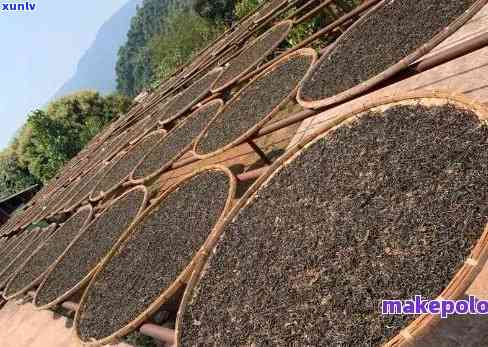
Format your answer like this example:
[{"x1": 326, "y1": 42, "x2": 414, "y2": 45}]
[
  {"x1": 0, "y1": 229, "x2": 36, "y2": 270},
  {"x1": 33, "y1": 186, "x2": 150, "y2": 311},
  {"x1": 297, "y1": 0, "x2": 488, "y2": 109},
  {"x1": 0, "y1": 227, "x2": 40, "y2": 267},
  {"x1": 127, "y1": 115, "x2": 160, "y2": 146},
  {"x1": 3, "y1": 205, "x2": 94, "y2": 300},
  {"x1": 193, "y1": 48, "x2": 317, "y2": 160},
  {"x1": 73, "y1": 165, "x2": 237, "y2": 347},
  {"x1": 88, "y1": 130, "x2": 166, "y2": 203},
  {"x1": 61, "y1": 152, "x2": 127, "y2": 214},
  {"x1": 176, "y1": 91, "x2": 488, "y2": 347},
  {"x1": 159, "y1": 67, "x2": 224, "y2": 126},
  {"x1": 52, "y1": 161, "x2": 110, "y2": 216},
  {"x1": 128, "y1": 99, "x2": 224, "y2": 186},
  {"x1": 0, "y1": 224, "x2": 57, "y2": 290},
  {"x1": 211, "y1": 20, "x2": 294, "y2": 93}
]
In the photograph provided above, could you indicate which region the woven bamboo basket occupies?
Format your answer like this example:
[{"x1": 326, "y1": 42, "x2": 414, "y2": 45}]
[
  {"x1": 73, "y1": 165, "x2": 237, "y2": 347},
  {"x1": 211, "y1": 20, "x2": 294, "y2": 93},
  {"x1": 159, "y1": 67, "x2": 224, "y2": 126},
  {"x1": 88, "y1": 130, "x2": 167, "y2": 203},
  {"x1": 297, "y1": 0, "x2": 488, "y2": 109},
  {"x1": 61, "y1": 152, "x2": 127, "y2": 214},
  {"x1": 42, "y1": 177, "x2": 89, "y2": 221},
  {"x1": 128, "y1": 99, "x2": 225, "y2": 186},
  {"x1": 127, "y1": 115, "x2": 161, "y2": 146},
  {"x1": 0, "y1": 229, "x2": 35, "y2": 270},
  {"x1": 3, "y1": 205, "x2": 94, "y2": 300},
  {"x1": 56, "y1": 160, "x2": 114, "y2": 213},
  {"x1": 80, "y1": 131, "x2": 130, "y2": 172},
  {"x1": 193, "y1": 48, "x2": 317, "y2": 160},
  {"x1": 104, "y1": 131, "x2": 139, "y2": 164},
  {"x1": 33, "y1": 186, "x2": 150, "y2": 311},
  {"x1": 177, "y1": 63, "x2": 225, "y2": 101},
  {"x1": 176, "y1": 91, "x2": 488, "y2": 347},
  {"x1": 0, "y1": 227, "x2": 39, "y2": 265},
  {"x1": 165, "y1": 71, "x2": 214, "y2": 111},
  {"x1": 0, "y1": 224, "x2": 57, "y2": 290}
]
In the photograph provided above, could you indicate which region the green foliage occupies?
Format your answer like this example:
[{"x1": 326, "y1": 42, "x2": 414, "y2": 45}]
[
  {"x1": 284, "y1": 1, "x2": 357, "y2": 50},
  {"x1": 150, "y1": 10, "x2": 224, "y2": 84},
  {"x1": 234, "y1": 0, "x2": 262, "y2": 20},
  {"x1": 194, "y1": 0, "x2": 235, "y2": 24},
  {"x1": 21, "y1": 91, "x2": 130, "y2": 182},
  {"x1": 0, "y1": 150, "x2": 40, "y2": 198},
  {"x1": 116, "y1": 0, "x2": 193, "y2": 97},
  {"x1": 115, "y1": 0, "x2": 363, "y2": 97},
  {"x1": 0, "y1": 91, "x2": 131, "y2": 193},
  {"x1": 116, "y1": 0, "x2": 228, "y2": 97},
  {"x1": 335, "y1": 0, "x2": 361, "y2": 13}
]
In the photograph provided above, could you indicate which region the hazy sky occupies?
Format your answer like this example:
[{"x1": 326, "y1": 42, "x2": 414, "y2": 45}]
[{"x1": 0, "y1": 0, "x2": 130, "y2": 149}]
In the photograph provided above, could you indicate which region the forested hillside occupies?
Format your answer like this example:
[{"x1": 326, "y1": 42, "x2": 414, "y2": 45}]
[
  {"x1": 116, "y1": 0, "x2": 250, "y2": 97},
  {"x1": 116, "y1": 0, "x2": 359, "y2": 97},
  {"x1": 116, "y1": 0, "x2": 191, "y2": 97}
]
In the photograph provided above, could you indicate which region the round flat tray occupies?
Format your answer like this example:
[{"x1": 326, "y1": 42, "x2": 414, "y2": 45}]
[
  {"x1": 89, "y1": 130, "x2": 166, "y2": 203},
  {"x1": 297, "y1": 0, "x2": 487, "y2": 108},
  {"x1": 46, "y1": 161, "x2": 108, "y2": 217},
  {"x1": 177, "y1": 92, "x2": 488, "y2": 347},
  {"x1": 34, "y1": 186, "x2": 149, "y2": 311},
  {"x1": 158, "y1": 68, "x2": 223, "y2": 125},
  {"x1": 3, "y1": 205, "x2": 93, "y2": 300},
  {"x1": 129, "y1": 99, "x2": 224, "y2": 185},
  {"x1": 211, "y1": 20, "x2": 293, "y2": 93},
  {"x1": 74, "y1": 166, "x2": 237, "y2": 347},
  {"x1": 0, "y1": 225, "x2": 57, "y2": 289},
  {"x1": 61, "y1": 152, "x2": 126, "y2": 214},
  {"x1": 193, "y1": 48, "x2": 317, "y2": 160}
]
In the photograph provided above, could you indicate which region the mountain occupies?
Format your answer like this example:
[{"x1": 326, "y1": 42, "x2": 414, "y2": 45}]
[{"x1": 52, "y1": 0, "x2": 142, "y2": 99}]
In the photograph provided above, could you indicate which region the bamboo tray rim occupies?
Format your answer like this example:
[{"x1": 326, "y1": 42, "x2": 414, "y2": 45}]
[
  {"x1": 88, "y1": 129, "x2": 167, "y2": 204},
  {"x1": 175, "y1": 91, "x2": 488, "y2": 347},
  {"x1": 159, "y1": 67, "x2": 224, "y2": 126},
  {"x1": 33, "y1": 186, "x2": 150, "y2": 311},
  {"x1": 73, "y1": 165, "x2": 237, "y2": 347},
  {"x1": 211, "y1": 19, "x2": 294, "y2": 93},
  {"x1": 193, "y1": 48, "x2": 318, "y2": 160},
  {"x1": 297, "y1": 0, "x2": 488, "y2": 109},
  {"x1": 128, "y1": 99, "x2": 225, "y2": 186},
  {"x1": 3, "y1": 205, "x2": 94, "y2": 301}
]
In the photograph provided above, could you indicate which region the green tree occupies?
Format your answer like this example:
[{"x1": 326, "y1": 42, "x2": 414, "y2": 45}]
[
  {"x1": 194, "y1": 0, "x2": 235, "y2": 25},
  {"x1": 16, "y1": 91, "x2": 130, "y2": 182},
  {"x1": 116, "y1": 0, "x2": 194, "y2": 97},
  {"x1": 235, "y1": 0, "x2": 262, "y2": 20},
  {"x1": 150, "y1": 9, "x2": 224, "y2": 84},
  {"x1": 0, "y1": 150, "x2": 40, "y2": 198}
]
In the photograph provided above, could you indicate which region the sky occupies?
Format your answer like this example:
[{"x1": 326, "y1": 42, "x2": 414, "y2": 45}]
[{"x1": 0, "y1": 0, "x2": 130, "y2": 150}]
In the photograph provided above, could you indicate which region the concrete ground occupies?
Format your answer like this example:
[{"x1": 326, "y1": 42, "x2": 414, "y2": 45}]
[{"x1": 0, "y1": 299, "x2": 131, "y2": 347}]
